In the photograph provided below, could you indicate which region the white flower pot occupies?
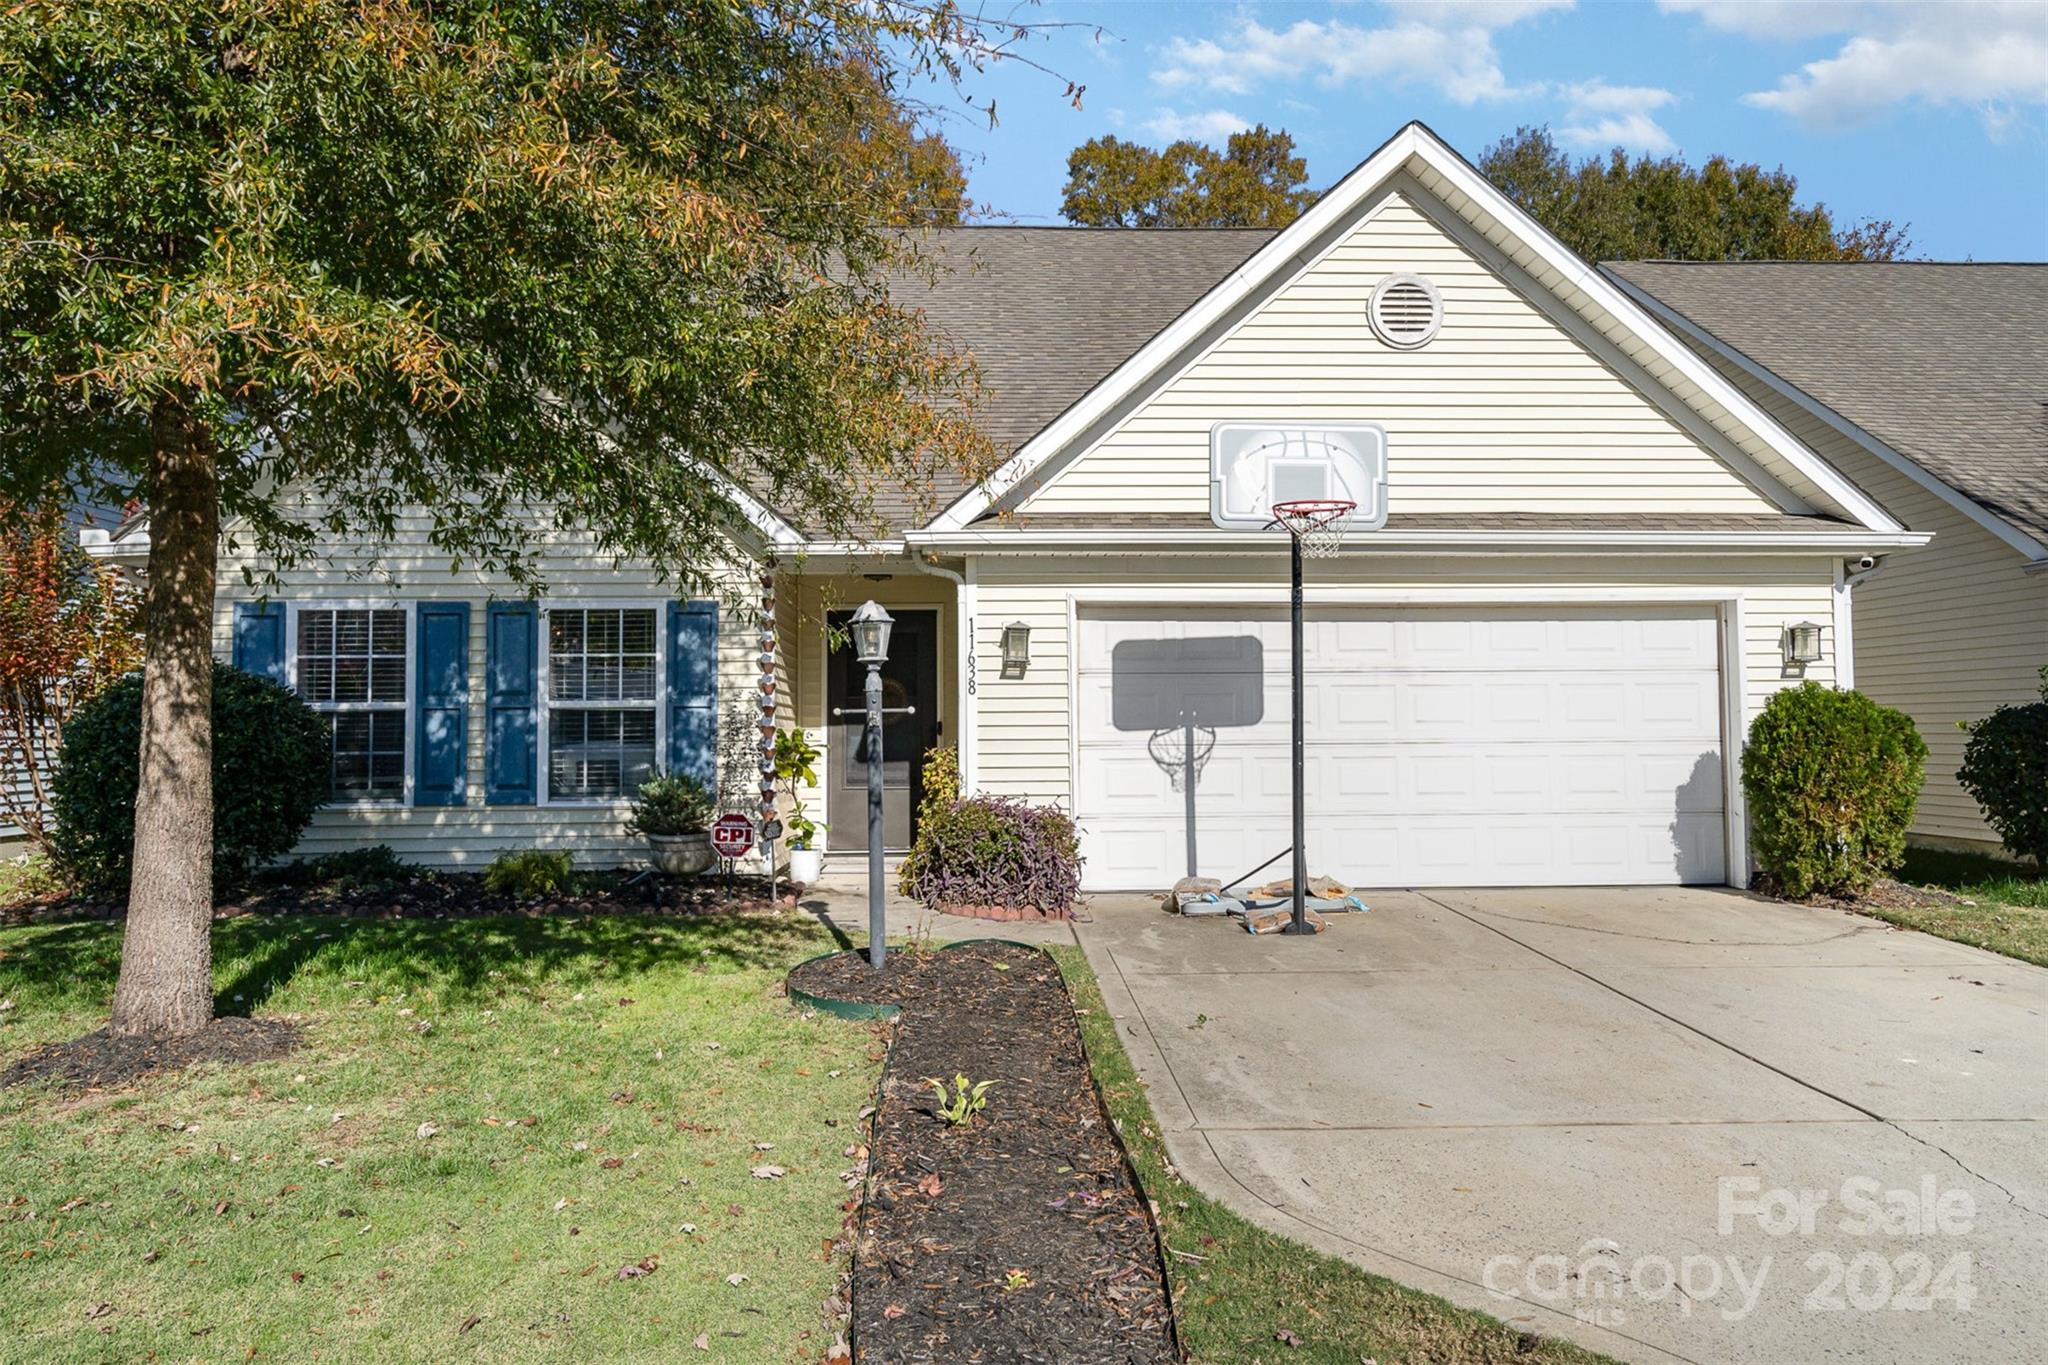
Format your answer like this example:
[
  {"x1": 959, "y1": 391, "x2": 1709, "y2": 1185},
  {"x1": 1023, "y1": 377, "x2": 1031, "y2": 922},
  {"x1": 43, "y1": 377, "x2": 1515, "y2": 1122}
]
[
  {"x1": 646, "y1": 831, "x2": 714, "y2": 876},
  {"x1": 786, "y1": 847, "x2": 825, "y2": 886}
]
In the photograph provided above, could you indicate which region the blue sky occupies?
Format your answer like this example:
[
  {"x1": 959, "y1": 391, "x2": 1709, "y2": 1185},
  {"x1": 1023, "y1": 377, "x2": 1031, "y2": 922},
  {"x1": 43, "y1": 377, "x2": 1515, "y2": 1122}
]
[{"x1": 913, "y1": 1, "x2": 2048, "y2": 260}]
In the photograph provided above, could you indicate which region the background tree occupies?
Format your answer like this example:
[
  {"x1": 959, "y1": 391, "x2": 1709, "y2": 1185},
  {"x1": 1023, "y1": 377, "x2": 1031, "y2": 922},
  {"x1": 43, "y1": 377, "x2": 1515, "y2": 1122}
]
[
  {"x1": 1479, "y1": 126, "x2": 1910, "y2": 263},
  {"x1": 1062, "y1": 125, "x2": 1314, "y2": 228},
  {"x1": 0, "y1": 494, "x2": 141, "y2": 854},
  {"x1": 0, "y1": 0, "x2": 1059, "y2": 1037}
]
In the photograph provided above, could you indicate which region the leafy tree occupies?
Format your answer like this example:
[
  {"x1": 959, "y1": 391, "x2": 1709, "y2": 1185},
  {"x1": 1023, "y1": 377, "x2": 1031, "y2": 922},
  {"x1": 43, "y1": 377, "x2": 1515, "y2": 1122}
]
[
  {"x1": 0, "y1": 493, "x2": 141, "y2": 854},
  {"x1": 808, "y1": 57, "x2": 969, "y2": 227},
  {"x1": 1062, "y1": 125, "x2": 1314, "y2": 228},
  {"x1": 1479, "y1": 126, "x2": 1910, "y2": 263},
  {"x1": 0, "y1": 0, "x2": 1053, "y2": 1036}
]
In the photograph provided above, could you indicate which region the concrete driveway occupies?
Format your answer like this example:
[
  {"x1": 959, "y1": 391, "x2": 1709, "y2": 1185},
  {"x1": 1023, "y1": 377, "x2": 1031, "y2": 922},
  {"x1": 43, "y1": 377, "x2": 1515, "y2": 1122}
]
[{"x1": 1075, "y1": 887, "x2": 2048, "y2": 1364}]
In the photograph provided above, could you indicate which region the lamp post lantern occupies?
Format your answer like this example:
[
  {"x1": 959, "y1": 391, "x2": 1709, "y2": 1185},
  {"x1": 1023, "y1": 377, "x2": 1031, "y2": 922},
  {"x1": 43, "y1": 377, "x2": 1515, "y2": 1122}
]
[{"x1": 848, "y1": 601, "x2": 895, "y2": 967}]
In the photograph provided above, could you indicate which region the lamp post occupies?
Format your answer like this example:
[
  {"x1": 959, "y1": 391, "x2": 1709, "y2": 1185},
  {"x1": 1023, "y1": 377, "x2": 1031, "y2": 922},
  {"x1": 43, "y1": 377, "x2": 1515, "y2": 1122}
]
[{"x1": 848, "y1": 601, "x2": 895, "y2": 968}]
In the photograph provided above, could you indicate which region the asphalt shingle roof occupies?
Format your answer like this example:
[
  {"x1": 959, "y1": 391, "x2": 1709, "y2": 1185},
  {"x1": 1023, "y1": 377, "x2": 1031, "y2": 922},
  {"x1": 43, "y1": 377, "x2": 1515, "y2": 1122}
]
[
  {"x1": 1606, "y1": 261, "x2": 2048, "y2": 545},
  {"x1": 864, "y1": 226, "x2": 1273, "y2": 532}
]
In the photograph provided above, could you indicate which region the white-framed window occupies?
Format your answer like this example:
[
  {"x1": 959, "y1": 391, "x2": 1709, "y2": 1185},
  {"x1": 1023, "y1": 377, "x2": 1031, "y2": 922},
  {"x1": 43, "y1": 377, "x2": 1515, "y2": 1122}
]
[
  {"x1": 542, "y1": 603, "x2": 662, "y2": 803},
  {"x1": 290, "y1": 602, "x2": 414, "y2": 804}
]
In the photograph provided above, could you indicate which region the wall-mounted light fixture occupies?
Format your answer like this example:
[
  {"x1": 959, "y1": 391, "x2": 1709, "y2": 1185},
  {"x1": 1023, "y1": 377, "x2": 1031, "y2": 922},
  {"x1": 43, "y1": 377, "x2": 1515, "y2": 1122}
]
[
  {"x1": 1781, "y1": 620, "x2": 1824, "y2": 668},
  {"x1": 1000, "y1": 621, "x2": 1031, "y2": 679}
]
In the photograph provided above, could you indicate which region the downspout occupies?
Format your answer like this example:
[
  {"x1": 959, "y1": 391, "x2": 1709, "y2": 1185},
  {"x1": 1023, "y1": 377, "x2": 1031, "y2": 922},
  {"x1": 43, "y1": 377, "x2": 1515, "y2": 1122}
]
[
  {"x1": 1834, "y1": 555, "x2": 1888, "y2": 691},
  {"x1": 909, "y1": 551, "x2": 973, "y2": 790}
]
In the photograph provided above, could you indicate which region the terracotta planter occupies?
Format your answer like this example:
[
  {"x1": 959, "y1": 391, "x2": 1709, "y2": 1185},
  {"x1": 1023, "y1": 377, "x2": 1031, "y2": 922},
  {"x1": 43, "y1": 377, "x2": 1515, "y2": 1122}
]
[
  {"x1": 787, "y1": 847, "x2": 825, "y2": 886},
  {"x1": 646, "y1": 831, "x2": 714, "y2": 876}
]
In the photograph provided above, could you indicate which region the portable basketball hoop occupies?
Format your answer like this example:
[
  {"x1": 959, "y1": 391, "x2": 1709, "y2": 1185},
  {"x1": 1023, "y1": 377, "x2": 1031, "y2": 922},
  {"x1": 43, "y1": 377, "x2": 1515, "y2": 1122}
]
[
  {"x1": 1270, "y1": 498, "x2": 1355, "y2": 558},
  {"x1": 1207, "y1": 424, "x2": 1390, "y2": 936}
]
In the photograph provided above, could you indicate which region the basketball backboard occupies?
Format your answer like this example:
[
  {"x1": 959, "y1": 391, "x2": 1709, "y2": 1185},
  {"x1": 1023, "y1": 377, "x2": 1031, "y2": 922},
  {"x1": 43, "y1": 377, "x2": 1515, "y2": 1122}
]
[{"x1": 1209, "y1": 422, "x2": 1389, "y2": 532}]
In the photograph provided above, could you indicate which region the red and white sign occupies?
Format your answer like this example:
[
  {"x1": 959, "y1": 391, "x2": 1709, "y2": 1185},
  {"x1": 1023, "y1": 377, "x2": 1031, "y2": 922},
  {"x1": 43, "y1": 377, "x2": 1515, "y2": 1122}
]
[{"x1": 711, "y1": 813, "x2": 755, "y2": 860}]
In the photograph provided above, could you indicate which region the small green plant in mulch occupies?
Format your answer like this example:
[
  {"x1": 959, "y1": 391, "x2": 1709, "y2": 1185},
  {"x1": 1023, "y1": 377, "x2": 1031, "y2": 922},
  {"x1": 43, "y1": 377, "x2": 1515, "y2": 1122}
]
[
  {"x1": 926, "y1": 1072, "x2": 995, "y2": 1126},
  {"x1": 482, "y1": 848, "x2": 575, "y2": 898},
  {"x1": 1048, "y1": 946, "x2": 1614, "y2": 1365}
]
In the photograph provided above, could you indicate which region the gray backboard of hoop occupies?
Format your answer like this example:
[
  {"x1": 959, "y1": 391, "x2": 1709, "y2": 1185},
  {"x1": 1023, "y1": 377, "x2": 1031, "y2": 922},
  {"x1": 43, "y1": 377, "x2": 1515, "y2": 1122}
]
[
  {"x1": 1209, "y1": 422, "x2": 1389, "y2": 531},
  {"x1": 1109, "y1": 637, "x2": 1265, "y2": 731}
]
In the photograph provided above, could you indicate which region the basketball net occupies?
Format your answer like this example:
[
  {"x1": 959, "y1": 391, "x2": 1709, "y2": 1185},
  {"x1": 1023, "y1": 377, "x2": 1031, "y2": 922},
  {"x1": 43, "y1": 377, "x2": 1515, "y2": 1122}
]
[
  {"x1": 1147, "y1": 724, "x2": 1216, "y2": 793},
  {"x1": 1271, "y1": 498, "x2": 1355, "y2": 558}
]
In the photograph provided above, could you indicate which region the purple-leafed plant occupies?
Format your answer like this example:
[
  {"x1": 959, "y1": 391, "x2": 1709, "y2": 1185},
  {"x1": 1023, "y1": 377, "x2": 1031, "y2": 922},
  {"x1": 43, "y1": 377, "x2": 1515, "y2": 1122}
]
[{"x1": 900, "y1": 748, "x2": 1083, "y2": 914}]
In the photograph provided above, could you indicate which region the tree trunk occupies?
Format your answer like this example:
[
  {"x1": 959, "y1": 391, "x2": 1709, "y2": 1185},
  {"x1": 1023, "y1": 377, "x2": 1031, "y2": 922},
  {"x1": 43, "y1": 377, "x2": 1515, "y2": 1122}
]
[{"x1": 109, "y1": 395, "x2": 220, "y2": 1038}]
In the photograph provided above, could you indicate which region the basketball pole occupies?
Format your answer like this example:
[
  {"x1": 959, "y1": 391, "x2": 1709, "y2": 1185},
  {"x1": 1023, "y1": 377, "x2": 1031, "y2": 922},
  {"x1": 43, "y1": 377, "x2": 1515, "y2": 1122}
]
[{"x1": 1282, "y1": 529, "x2": 1312, "y2": 934}]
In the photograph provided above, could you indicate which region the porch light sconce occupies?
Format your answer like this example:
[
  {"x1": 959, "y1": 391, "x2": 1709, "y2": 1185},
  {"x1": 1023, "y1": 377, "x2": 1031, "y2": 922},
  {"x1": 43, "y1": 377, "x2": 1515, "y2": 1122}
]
[
  {"x1": 1000, "y1": 621, "x2": 1031, "y2": 679},
  {"x1": 849, "y1": 599, "x2": 894, "y2": 666},
  {"x1": 1782, "y1": 620, "x2": 1825, "y2": 668}
]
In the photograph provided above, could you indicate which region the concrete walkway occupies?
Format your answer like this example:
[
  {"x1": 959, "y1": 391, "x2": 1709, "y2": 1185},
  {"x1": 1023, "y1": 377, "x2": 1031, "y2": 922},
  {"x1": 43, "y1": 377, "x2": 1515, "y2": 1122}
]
[{"x1": 1072, "y1": 887, "x2": 2048, "y2": 1365}]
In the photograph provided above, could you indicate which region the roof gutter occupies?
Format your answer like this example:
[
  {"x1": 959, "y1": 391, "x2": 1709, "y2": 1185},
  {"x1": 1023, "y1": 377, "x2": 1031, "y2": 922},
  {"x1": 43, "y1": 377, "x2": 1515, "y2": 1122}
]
[{"x1": 902, "y1": 527, "x2": 1934, "y2": 554}]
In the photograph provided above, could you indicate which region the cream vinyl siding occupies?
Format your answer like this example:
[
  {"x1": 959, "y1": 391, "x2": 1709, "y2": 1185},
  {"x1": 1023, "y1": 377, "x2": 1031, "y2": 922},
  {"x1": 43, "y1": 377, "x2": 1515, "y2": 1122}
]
[
  {"x1": 965, "y1": 552, "x2": 1840, "y2": 820},
  {"x1": 213, "y1": 501, "x2": 761, "y2": 870},
  {"x1": 1699, "y1": 358, "x2": 2048, "y2": 848},
  {"x1": 1020, "y1": 192, "x2": 1782, "y2": 518}
]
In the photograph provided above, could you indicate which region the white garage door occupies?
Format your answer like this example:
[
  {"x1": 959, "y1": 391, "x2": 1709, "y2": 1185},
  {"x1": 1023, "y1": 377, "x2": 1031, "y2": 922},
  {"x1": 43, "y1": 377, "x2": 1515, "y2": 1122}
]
[{"x1": 1075, "y1": 605, "x2": 1727, "y2": 890}]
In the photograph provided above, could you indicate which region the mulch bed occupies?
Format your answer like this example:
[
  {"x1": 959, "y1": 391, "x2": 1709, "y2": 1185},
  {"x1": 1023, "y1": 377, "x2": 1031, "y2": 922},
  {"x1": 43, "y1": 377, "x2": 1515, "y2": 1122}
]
[
  {"x1": 1, "y1": 1016, "x2": 300, "y2": 1091},
  {"x1": 1768, "y1": 876, "x2": 1976, "y2": 915},
  {"x1": 1, "y1": 871, "x2": 790, "y2": 928},
  {"x1": 789, "y1": 942, "x2": 1177, "y2": 1364}
]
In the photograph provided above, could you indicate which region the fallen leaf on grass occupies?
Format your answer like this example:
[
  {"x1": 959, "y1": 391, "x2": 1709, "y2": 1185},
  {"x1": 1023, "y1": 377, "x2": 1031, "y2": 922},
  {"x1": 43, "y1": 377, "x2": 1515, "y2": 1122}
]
[
  {"x1": 85, "y1": 1303, "x2": 113, "y2": 1320},
  {"x1": 616, "y1": 1257, "x2": 659, "y2": 1281},
  {"x1": 693, "y1": 1333, "x2": 711, "y2": 1350},
  {"x1": 458, "y1": 1315, "x2": 482, "y2": 1334},
  {"x1": 600, "y1": 1158, "x2": 624, "y2": 1170},
  {"x1": 752, "y1": 1142, "x2": 774, "y2": 1151},
  {"x1": 416, "y1": 1123, "x2": 439, "y2": 1140},
  {"x1": 725, "y1": 1273, "x2": 748, "y2": 1287},
  {"x1": 1275, "y1": 1327, "x2": 1303, "y2": 1347},
  {"x1": 750, "y1": 1166, "x2": 785, "y2": 1180}
]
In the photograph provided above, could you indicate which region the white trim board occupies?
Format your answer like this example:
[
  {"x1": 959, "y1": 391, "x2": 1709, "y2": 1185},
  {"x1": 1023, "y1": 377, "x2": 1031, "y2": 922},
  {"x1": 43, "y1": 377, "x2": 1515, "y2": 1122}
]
[
  {"x1": 926, "y1": 121, "x2": 1903, "y2": 537},
  {"x1": 1605, "y1": 271, "x2": 2048, "y2": 565}
]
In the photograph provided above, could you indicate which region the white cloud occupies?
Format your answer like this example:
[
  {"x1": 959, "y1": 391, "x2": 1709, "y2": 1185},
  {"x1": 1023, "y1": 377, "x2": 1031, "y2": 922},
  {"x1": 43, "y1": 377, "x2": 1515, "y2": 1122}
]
[
  {"x1": 1142, "y1": 107, "x2": 1253, "y2": 143},
  {"x1": 1556, "y1": 80, "x2": 1679, "y2": 153},
  {"x1": 1153, "y1": 2, "x2": 1574, "y2": 107},
  {"x1": 1662, "y1": 1, "x2": 2048, "y2": 129}
]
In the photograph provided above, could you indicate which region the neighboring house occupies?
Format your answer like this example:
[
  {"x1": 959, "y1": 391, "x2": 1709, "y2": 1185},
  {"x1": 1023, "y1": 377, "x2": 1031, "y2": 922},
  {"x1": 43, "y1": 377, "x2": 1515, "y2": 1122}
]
[
  {"x1": 100, "y1": 123, "x2": 1941, "y2": 890},
  {"x1": 1608, "y1": 264, "x2": 2048, "y2": 857},
  {"x1": 1, "y1": 493, "x2": 129, "y2": 852}
]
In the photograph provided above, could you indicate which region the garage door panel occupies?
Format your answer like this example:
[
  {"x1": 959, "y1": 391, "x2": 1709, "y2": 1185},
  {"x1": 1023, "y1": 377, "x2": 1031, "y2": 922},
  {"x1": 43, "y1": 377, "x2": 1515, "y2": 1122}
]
[{"x1": 1075, "y1": 606, "x2": 1726, "y2": 889}]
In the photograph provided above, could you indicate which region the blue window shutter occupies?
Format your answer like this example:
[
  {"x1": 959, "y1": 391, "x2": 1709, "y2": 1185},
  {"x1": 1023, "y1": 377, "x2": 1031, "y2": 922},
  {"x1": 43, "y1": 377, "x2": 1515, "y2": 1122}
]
[
  {"x1": 667, "y1": 600, "x2": 718, "y2": 788},
  {"x1": 415, "y1": 603, "x2": 471, "y2": 807},
  {"x1": 231, "y1": 601, "x2": 287, "y2": 683},
  {"x1": 485, "y1": 601, "x2": 538, "y2": 804}
]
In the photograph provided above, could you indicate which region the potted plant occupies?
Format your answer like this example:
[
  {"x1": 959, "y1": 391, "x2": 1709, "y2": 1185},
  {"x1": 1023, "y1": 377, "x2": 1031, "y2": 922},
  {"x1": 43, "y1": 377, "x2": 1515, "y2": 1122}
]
[
  {"x1": 775, "y1": 729, "x2": 825, "y2": 885},
  {"x1": 629, "y1": 771, "x2": 717, "y2": 875}
]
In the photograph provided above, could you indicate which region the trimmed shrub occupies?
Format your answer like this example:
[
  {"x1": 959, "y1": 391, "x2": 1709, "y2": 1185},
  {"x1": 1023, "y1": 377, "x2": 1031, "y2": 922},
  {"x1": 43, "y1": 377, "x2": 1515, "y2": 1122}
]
[
  {"x1": 484, "y1": 849, "x2": 574, "y2": 898},
  {"x1": 50, "y1": 663, "x2": 331, "y2": 894},
  {"x1": 264, "y1": 845, "x2": 419, "y2": 892},
  {"x1": 1956, "y1": 668, "x2": 2048, "y2": 869},
  {"x1": 1742, "y1": 682, "x2": 1926, "y2": 899},
  {"x1": 900, "y1": 748, "x2": 1083, "y2": 914}
]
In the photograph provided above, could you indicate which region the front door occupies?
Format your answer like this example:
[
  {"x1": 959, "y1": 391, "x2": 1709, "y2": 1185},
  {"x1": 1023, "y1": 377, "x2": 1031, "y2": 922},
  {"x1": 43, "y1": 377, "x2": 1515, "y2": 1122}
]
[{"x1": 827, "y1": 609, "x2": 939, "y2": 850}]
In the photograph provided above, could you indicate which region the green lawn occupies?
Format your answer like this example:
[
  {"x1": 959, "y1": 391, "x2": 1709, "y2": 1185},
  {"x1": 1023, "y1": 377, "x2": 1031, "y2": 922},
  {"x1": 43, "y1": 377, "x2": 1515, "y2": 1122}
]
[
  {"x1": 0, "y1": 911, "x2": 873, "y2": 1362},
  {"x1": 1047, "y1": 946, "x2": 1612, "y2": 1365},
  {"x1": 1870, "y1": 847, "x2": 2048, "y2": 968}
]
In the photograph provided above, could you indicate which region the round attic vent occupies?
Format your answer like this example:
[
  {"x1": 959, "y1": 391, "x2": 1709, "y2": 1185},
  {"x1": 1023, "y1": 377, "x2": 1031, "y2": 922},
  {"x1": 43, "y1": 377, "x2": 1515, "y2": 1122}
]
[{"x1": 1369, "y1": 274, "x2": 1442, "y2": 349}]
